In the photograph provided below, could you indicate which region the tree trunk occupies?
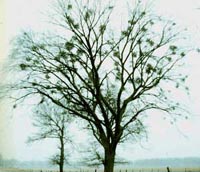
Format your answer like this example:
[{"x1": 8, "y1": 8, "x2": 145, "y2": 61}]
[
  {"x1": 59, "y1": 137, "x2": 65, "y2": 172},
  {"x1": 104, "y1": 147, "x2": 116, "y2": 172},
  {"x1": 59, "y1": 161, "x2": 64, "y2": 172}
]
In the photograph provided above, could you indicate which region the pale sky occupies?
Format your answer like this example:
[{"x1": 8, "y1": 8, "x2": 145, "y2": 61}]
[{"x1": 1, "y1": 0, "x2": 200, "y2": 162}]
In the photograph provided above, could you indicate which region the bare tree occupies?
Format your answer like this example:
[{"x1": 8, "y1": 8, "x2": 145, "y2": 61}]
[
  {"x1": 28, "y1": 101, "x2": 72, "y2": 172},
  {"x1": 8, "y1": 1, "x2": 188, "y2": 172}
]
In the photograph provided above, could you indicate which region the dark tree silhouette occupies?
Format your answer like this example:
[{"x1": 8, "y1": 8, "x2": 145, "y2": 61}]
[
  {"x1": 8, "y1": 1, "x2": 188, "y2": 172},
  {"x1": 27, "y1": 101, "x2": 72, "y2": 172}
]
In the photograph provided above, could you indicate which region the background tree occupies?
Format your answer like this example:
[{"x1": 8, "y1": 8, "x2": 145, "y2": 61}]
[
  {"x1": 27, "y1": 101, "x2": 72, "y2": 172},
  {"x1": 8, "y1": 1, "x2": 188, "y2": 172}
]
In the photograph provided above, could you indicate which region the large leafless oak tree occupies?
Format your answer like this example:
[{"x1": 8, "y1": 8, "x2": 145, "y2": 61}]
[{"x1": 8, "y1": 0, "x2": 187, "y2": 172}]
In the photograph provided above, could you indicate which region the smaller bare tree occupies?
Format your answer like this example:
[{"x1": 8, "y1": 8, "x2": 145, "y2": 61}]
[{"x1": 27, "y1": 101, "x2": 72, "y2": 172}]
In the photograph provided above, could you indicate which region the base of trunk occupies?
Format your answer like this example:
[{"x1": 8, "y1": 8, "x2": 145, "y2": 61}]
[{"x1": 104, "y1": 149, "x2": 115, "y2": 172}]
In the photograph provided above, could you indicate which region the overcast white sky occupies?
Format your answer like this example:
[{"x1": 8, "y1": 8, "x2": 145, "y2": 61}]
[{"x1": 1, "y1": 0, "x2": 200, "y2": 162}]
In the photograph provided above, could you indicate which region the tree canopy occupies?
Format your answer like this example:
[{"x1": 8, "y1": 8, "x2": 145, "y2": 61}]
[{"x1": 7, "y1": 1, "x2": 188, "y2": 172}]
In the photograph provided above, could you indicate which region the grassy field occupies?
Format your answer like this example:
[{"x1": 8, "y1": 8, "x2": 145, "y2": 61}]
[{"x1": 0, "y1": 168, "x2": 200, "y2": 172}]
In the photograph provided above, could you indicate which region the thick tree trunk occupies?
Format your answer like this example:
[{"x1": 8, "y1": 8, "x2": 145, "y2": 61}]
[{"x1": 104, "y1": 147, "x2": 116, "y2": 172}]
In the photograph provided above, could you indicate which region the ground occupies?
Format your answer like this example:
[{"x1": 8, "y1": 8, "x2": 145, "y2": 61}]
[{"x1": 0, "y1": 167, "x2": 200, "y2": 172}]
